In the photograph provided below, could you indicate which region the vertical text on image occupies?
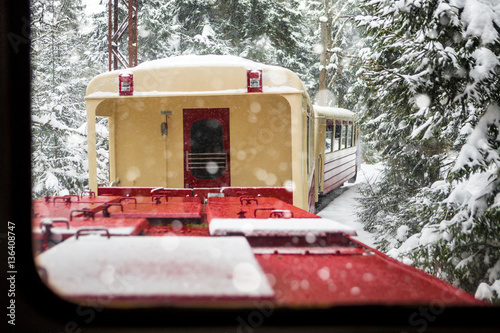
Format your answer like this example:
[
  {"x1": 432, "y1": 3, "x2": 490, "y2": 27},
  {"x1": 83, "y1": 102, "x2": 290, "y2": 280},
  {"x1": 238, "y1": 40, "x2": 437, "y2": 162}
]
[{"x1": 7, "y1": 221, "x2": 17, "y2": 326}]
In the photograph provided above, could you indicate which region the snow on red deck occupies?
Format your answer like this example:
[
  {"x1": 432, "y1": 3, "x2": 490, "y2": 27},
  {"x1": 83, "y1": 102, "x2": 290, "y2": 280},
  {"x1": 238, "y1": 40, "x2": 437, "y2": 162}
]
[{"x1": 36, "y1": 236, "x2": 274, "y2": 307}]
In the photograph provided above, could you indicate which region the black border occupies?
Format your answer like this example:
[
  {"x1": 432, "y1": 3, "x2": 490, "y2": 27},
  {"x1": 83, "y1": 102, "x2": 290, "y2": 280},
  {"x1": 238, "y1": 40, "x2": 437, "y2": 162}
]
[{"x1": 1, "y1": 1, "x2": 499, "y2": 332}]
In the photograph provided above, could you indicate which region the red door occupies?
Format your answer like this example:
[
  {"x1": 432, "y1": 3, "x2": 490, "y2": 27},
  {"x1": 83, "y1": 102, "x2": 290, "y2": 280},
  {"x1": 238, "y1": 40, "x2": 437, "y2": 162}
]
[{"x1": 183, "y1": 108, "x2": 230, "y2": 188}]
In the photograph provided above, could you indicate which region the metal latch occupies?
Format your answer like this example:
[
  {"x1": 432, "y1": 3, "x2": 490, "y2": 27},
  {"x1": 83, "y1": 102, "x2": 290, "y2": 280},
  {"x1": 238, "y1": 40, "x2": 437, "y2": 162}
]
[
  {"x1": 161, "y1": 122, "x2": 168, "y2": 135},
  {"x1": 161, "y1": 110, "x2": 172, "y2": 136}
]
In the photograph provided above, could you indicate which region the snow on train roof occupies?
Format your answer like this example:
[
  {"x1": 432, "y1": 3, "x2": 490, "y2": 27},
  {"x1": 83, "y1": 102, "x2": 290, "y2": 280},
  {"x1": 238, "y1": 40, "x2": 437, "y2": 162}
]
[
  {"x1": 85, "y1": 55, "x2": 304, "y2": 98},
  {"x1": 135, "y1": 54, "x2": 268, "y2": 70},
  {"x1": 209, "y1": 217, "x2": 357, "y2": 237},
  {"x1": 313, "y1": 105, "x2": 355, "y2": 120}
]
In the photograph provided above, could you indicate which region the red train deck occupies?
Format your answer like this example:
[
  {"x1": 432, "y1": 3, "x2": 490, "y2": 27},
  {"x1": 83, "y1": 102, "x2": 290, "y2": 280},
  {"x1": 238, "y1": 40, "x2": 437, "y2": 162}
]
[
  {"x1": 206, "y1": 196, "x2": 318, "y2": 220},
  {"x1": 32, "y1": 217, "x2": 148, "y2": 240},
  {"x1": 32, "y1": 197, "x2": 120, "y2": 219},
  {"x1": 33, "y1": 191, "x2": 486, "y2": 308},
  {"x1": 254, "y1": 240, "x2": 479, "y2": 307},
  {"x1": 93, "y1": 200, "x2": 203, "y2": 220}
]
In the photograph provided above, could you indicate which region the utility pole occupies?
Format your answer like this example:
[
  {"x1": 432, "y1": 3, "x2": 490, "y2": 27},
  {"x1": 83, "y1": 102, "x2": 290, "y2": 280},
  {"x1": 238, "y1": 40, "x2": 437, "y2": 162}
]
[{"x1": 108, "y1": 0, "x2": 138, "y2": 71}]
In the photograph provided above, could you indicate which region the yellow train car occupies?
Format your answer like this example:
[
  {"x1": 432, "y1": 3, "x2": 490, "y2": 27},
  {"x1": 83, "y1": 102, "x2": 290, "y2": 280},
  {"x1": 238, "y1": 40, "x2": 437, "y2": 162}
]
[
  {"x1": 86, "y1": 55, "x2": 318, "y2": 211},
  {"x1": 85, "y1": 55, "x2": 358, "y2": 212},
  {"x1": 313, "y1": 105, "x2": 358, "y2": 204}
]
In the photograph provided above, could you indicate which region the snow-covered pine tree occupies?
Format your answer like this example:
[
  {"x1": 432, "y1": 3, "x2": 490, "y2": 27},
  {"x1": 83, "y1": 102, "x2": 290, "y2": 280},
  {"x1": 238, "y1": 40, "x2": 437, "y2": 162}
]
[
  {"x1": 31, "y1": 0, "x2": 91, "y2": 198},
  {"x1": 355, "y1": 0, "x2": 500, "y2": 301},
  {"x1": 137, "y1": 0, "x2": 316, "y2": 88},
  {"x1": 138, "y1": 0, "x2": 230, "y2": 58},
  {"x1": 78, "y1": 3, "x2": 121, "y2": 188},
  {"x1": 439, "y1": 103, "x2": 500, "y2": 301},
  {"x1": 79, "y1": 1, "x2": 109, "y2": 73}
]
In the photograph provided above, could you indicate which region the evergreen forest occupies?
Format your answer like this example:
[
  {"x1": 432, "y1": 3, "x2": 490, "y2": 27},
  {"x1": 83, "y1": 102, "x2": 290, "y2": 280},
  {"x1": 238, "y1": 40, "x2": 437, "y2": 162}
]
[{"x1": 31, "y1": 0, "x2": 500, "y2": 302}]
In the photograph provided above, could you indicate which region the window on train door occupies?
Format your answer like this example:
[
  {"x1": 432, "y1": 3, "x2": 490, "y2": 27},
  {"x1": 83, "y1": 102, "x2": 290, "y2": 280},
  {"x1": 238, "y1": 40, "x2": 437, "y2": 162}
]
[
  {"x1": 183, "y1": 108, "x2": 230, "y2": 188},
  {"x1": 190, "y1": 119, "x2": 224, "y2": 179}
]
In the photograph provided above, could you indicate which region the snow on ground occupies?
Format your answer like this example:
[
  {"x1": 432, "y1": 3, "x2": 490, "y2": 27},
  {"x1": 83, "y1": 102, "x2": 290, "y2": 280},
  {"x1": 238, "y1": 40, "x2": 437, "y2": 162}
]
[{"x1": 317, "y1": 163, "x2": 385, "y2": 249}]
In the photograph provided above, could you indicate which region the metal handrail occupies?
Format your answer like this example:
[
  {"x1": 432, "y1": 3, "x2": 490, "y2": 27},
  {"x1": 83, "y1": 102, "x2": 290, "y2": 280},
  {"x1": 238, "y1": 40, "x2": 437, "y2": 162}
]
[{"x1": 186, "y1": 152, "x2": 227, "y2": 171}]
